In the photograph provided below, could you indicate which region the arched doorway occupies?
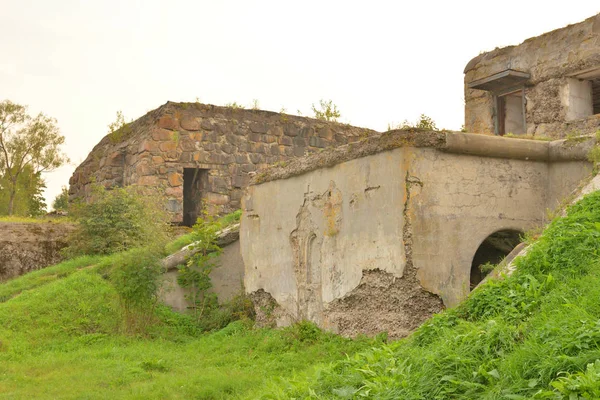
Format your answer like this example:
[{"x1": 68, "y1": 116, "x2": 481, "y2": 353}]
[{"x1": 470, "y1": 229, "x2": 522, "y2": 289}]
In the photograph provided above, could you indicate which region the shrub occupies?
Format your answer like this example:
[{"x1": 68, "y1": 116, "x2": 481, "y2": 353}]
[
  {"x1": 64, "y1": 185, "x2": 172, "y2": 257},
  {"x1": 110, "y1": 247, "x2": 164, "y2": 334}
]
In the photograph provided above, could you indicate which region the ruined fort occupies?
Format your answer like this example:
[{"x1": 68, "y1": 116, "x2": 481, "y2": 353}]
[
  {"x1": 68, "y1": 14, "x2": 600, "y2": 337},
  {"x1": 69, "y1": 103, "x2": 374, "y2": 225}
]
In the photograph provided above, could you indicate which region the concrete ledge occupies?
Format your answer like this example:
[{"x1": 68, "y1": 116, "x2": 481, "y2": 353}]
[
  {"x1": 249, "y1": 130, "x2": 446, "y2": 185},
  {"x1": 443, "y1": 133, "x2": 549, "y2": 161},
  {"x1": 549, "y1": 137, "x2": 595, "y2": 161}
]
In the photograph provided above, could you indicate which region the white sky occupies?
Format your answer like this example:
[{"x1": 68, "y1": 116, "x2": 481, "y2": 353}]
[{"x1": 1, "y1": 1, "x2": 599, "y2": 209}]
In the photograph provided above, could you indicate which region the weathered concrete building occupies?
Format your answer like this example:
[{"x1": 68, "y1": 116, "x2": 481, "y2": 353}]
[
  {"x1": 465, "y1": 14, "x2": 600, "y2": 137},
  {"x1": 70, "y1": 102, "x2": 373, "y2": 225},
  {"x1": 240, "y1": 131, "x2": 593, "y2": 337}
]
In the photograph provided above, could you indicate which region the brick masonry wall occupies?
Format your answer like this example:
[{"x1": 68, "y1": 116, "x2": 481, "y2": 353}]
[{"x1": 70, "y1": 102, "x2": 377, "y2": 223}]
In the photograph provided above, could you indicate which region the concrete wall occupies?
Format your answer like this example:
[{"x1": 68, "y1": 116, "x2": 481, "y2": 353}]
[
  {"x1": 161, "y1": 239, "x2": 245, "y2": 311},
  {"x1": 0, "y1": 222, "x2": 75, "y2": 281},
  {"x1": 240, "y1": 131, "x2": 593, "y2": 337},
  {"x1": 70, "y1": 102, "x2": 375, "y2": 223},
  {"x1": 464, "y1": 14, "x2": 600, "y2": 137}
]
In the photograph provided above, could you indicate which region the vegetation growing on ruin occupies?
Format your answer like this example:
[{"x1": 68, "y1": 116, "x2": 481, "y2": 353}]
[
  {"x1": 311, "y1": 99, "x2": 341, "y2": 122},
  {"x1": 0, "y1": 254, "x2": 375, "y2": 399},
  {"x1": 258, "y1": 191, "x2": 600, "y2": 399},
  {"x1": 64, "y1": 185, "x2": 172, "y2": 257},
  {"x1": 107, "y1": 110, "x2": 133, "y2": 144}
]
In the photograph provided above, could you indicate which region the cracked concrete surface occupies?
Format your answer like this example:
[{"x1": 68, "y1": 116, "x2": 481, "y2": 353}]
[{"x1": 241, "y1": 131, "x2": 592, "y2": 336}]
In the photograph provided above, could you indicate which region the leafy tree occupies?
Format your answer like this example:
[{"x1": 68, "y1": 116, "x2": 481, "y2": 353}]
[
  {"x1": 0, "y1": 100, "x2": 69, "y2": 215},
  {"x1": 311, "y1": 99, "x2": 341, "y2": 122},
  {"x1": 0, "y1": 164, "x2": 46, "y2": 216},
  {"x1": 52, "y1": 186, "x2": 69, "y2": 212}
]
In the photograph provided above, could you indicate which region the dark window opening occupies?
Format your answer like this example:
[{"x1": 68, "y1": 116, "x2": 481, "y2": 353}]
[
  {"x1": 593, "y1": 78, "x2": 600, "y2": 115},
  {"x1": 470, "y1": 229, "x2": 522, "y2": 290},
  {"x1": 183, "y1": 168, "x2": 209, "y2": 227}
]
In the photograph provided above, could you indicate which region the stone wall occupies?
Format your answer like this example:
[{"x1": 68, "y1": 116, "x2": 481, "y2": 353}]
[
  {"x1": 0, "y1": 222, "x2": 75, "y2": 281},
  {"x1": 240, "y1": 131, "x2": 593, "y2": 337},
  {"x1": 464, "y1": 14, "x2": 600, "y2": 137},
  {"x1": 70, "y1": 102, "x2": 375, "y2": 223}
]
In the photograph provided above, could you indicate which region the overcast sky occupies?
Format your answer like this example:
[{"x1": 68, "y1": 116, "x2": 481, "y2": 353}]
[{"x1": 1, "y1": 1, "x2": 599, "y2": 209}]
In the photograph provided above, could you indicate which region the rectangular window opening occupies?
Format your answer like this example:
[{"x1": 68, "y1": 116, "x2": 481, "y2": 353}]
[
  {"x1": 183, "y1": 168, "x2": 209, "y2": 227},
  {"x1": 496, "y1": 89, "x2": 526, "y2": 136},
  {"x1": 593, "y1": 78, "x2": 600, "y2": 115}
]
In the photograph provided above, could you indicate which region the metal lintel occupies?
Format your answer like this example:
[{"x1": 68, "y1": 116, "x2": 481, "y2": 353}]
[{"x1": 468, "y1": 69, "x2": 530, "y2": 93}]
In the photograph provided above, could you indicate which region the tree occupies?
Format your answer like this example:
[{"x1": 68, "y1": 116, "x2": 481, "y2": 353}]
[
  {"x1": 0, "y1": 100, "x2": 69, "y2": 215},
  {"x1": 52, "y1": 186, "x2": 69, "y2": 212},
  {"x1": 0, "y1": 164, "x2": 46, "y2": 216},
  {"x1": 311, "y1": 99, "x2": 341, "y2": 122}
]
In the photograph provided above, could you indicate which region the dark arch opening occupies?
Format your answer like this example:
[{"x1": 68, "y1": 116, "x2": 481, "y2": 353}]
[{"x1": 470, "y1": 229, "x2": 523, "y2": 290}]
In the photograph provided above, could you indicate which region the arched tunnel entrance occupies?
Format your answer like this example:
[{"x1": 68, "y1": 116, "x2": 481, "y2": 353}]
[{"x1": 470, "y1": 229, "x2": 523, "y2": 290}]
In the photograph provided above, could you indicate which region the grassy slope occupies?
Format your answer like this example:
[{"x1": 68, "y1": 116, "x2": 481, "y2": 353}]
[
  {"x1": 258, "y1": 191, "x2": 600, "y2": 399},
  {"x1": 0, "y1": 246, "x2": 373, "y2": 399}
]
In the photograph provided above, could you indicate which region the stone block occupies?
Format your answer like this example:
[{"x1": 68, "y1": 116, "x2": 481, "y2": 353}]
[
  {"x1": 179, "y1": 152, "x2": 192, "y2": 163},
  {"x1": 249, "y1": 133, "x2": 262, "y2": 143},
  {"x1": 249, "y1": 153, "x2": 265, "y2": 164},
  {"x1": 160, "y1": 141, "x2": 178, "y2": 152},
  {"x1": 250, "y1": 122, "x2": 268, "y2": 133},
  {"x1": 299, "y1": 127, "x2": 313, "y2": 138},
  {"x1": 250, "y1": 143, "x2": 265, "y2": 154},
  {"x1": 168, "y1": 172, "x2": 183, "y2": 187},
  {"x1": 293, "y1": 146, "x2": 306, "y2": 157},
  {"x1": 201, "y1": 119, "x2": 214, "y2": 131},
  {"x1": 241, "y1": 163, "x2": 257, "y2": 172},
  {"x1": 152, "y1": 156, "x2": 164, "y2": 164},
  {"x1": 222, "y1": 144, "x2": 235, "y2": 154},
  {"x1": 293, "y1": 137, "x2": 307, "y2": 147},
  {"x1": 166, "y1": 198, "x2": 182, "y2": 213},
  {"x1": 206, "y1": 192, "x2": 230, "y2": 206},
  {"x1": 317, "y1": 125, "x2": 333, "y2": 140},
  {"x1": 136, "y1": 163, "x2": 154, "y2": 176},
  {"x1": 263, "y1": 134, "x2": 277, "y2": 144},
  {"x1": 180, "y1": 116, "x2": 200, "y2": 131},
  {"x1": 138, "y1": 140, "x2": 158, "y2": 153},
  {"x1": 309, "y1": 136, "x2": 328, "y2": 148},
  {"x1": 235, "y1": 153, "x2": 250, "y2": 163},
  {"x1": 152, "y1": 129, "x2": 173, "y2": 141},
  {"x1": 284, "y1": 124, "x2": 299, "y2": 137},
  {"x1": 165, "y1": 186, "x2": 183, "y2": 197},
  {"x1": 232, "y1": 174, "x2": 249, "y2": 188},
  {"x1": 279, "y1": 136, "x2": 293, "y2": 146},
  {"x1": 158, "y1": 116, "x2": 178, "y2": 130},
  {"x1": 193, "y1": 151, "x2": 206, "y2": 162},
  {"x1": 138, "y1": 175, "x2": 159, "y2": 186},
  {"x1": 191, "y1": 132, "x2": 204, "y2": 141}
]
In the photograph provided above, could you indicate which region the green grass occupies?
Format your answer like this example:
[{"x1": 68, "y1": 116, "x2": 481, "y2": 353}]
[
  {"x1": 257, "y1": 190, "x2": 600, "y2": 399},
  {"x1": 0, "y1": 244, "x2": 374, "y2": 399},
  {"x1": 165, "y1": 210, "x2": 242, "y2": 254}
]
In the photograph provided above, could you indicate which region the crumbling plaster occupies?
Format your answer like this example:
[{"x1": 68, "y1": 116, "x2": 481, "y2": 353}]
[{"x1": 241, "y1": 131, "x2": 593, "y2": 336}]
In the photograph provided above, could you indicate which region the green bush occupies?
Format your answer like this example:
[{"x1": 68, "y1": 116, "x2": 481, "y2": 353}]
[
  {"x1": 109, "y1": 247, "x2": 165, "y2": 334},
  {"x1": 65, "y1": 185, "x2": 172, "y2": 256}
]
